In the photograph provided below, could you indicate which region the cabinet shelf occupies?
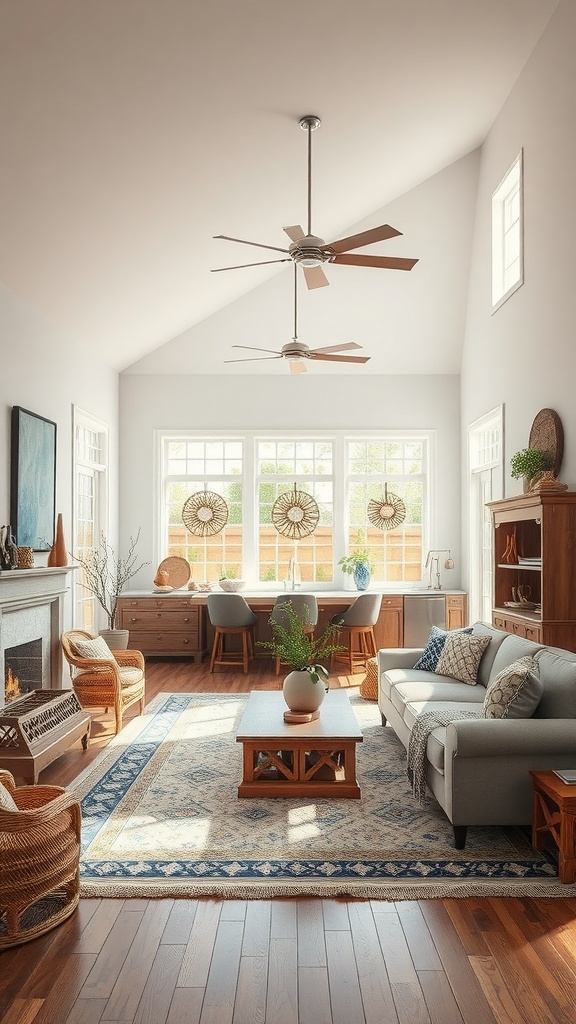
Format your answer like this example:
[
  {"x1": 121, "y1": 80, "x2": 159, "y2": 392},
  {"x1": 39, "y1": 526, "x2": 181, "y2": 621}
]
[{"x1": 497, "y1": 563, "x2": 542, "y2": 572}]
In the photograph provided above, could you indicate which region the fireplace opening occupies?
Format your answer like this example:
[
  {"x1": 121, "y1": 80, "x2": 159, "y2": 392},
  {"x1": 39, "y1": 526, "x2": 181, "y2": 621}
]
[{"x1": 4, "y1": 639, "x2": 43, "y2": 703}]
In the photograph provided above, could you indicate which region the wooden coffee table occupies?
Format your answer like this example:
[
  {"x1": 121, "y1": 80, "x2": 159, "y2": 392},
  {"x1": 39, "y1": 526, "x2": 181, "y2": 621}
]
[{"x1": 235, "y1": 689, "x2": 363, "y2": 798}]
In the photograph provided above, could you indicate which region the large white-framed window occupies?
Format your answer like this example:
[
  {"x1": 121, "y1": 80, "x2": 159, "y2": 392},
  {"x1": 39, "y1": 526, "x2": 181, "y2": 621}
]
[
  {"x1": 492, "y1": 151, "x2": 523, "y2": 311},
  {"x1": 161, "y1": 437, "x2": 244, "y2": 581},
  {"x1": 345, "y1": 437, "x2": 427, "y2": 584},
  {"x1": 158, "y1": 429, "x2": 432, "y2": 588},
  {"x1": 468, "y1": 407, "x2": 503, "y2": 623},
  {"x1": 257, "y1": 437, "x2": 334, "y2": 583},
  {"x1": 72, "y1": 407, "x2": 109, "y2": 630}
]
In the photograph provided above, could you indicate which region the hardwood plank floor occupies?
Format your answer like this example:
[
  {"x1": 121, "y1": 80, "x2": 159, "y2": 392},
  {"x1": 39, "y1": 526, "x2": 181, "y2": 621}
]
[{"x1": 2, "y1": 656, "x2": 576, "y2": 1024}]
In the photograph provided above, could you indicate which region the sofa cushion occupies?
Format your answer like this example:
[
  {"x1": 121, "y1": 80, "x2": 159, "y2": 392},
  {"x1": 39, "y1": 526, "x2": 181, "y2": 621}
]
[
  {"x1": 488, "y1": 634, "x2": 544, "y2": 685},
  {"x1": 534, "y1": 648, "x2": 576, "y2": 718},
  {"x1": 483, "y1": 656, "x2": 542, "y2": 719},
  {"x1": 389, "y1": 676, "x2": 486, "y2": 717},
  {"x1": 379, "y1": 667, "x2": 448, "y2": 700},
  {"x1": 413, "y1": 624, "x2": 473, "y2": 671},
  {"x1": 403, "y1": 700, "x2": 485, "y2": 770},
  {"x1": 469, "y1": 622, "x2": 511, "y2": 688},
  {"x1": 435, "y1": 633, "x2": 491, "y2": 686}
]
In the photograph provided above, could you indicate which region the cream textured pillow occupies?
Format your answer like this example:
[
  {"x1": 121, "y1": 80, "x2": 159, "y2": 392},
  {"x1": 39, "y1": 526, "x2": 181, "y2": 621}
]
[
  {"x1": 483, "y1": 656, "x2": 542, "y2": 719},
  {"x1": 435, "y1": 632, "x2": 491, "y2": 686},
  {"x1": 71, "y1": 635, "x2": 114, "y2": 661},
  {"x1": 0, "y1": 783, "x2": 18, "y2": 811}
]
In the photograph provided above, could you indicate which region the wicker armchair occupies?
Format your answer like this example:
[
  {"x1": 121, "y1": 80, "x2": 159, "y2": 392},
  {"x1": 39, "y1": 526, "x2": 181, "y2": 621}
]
[
  {"x1": 61, "y1": 629, "x2": 146, "y2": 734},
  {"x1": 0, "y1": 769, "x2": 81, "y2": 949}
]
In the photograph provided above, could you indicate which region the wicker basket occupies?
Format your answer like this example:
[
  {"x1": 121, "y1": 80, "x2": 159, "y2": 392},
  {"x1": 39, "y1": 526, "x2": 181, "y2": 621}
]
[{"x1": 359, "y1": 657, "x2": 378, "y2": 701}]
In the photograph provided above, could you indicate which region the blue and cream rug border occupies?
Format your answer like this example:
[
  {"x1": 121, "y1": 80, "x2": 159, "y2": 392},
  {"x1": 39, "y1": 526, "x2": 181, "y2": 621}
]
[{"x1": 70, "y1": 692, "x2": 568, "y2": 899}]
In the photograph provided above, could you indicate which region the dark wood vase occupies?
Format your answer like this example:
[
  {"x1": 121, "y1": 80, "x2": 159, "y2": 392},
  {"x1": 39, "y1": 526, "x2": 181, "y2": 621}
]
[{"x1": 47, "y1": 513, "x2": 68, "y2": 566}]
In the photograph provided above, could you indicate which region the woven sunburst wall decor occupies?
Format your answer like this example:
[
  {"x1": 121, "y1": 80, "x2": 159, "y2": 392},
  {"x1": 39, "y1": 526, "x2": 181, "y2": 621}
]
[
  {"x1": 182, "y1": 490, "x2": 229, "y2": 537},
  {"x1": 272, "y1": 485, "x2": 320, "y2": 540},
  {"x1": 368, "y1": 484, "x2": 406, "y2": 530}
]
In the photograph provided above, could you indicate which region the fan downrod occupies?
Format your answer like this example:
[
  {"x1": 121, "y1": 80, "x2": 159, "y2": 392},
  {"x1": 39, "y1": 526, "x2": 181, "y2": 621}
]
[{"x1": 299, "y1": 115, "x2": 321, "y2": 132}]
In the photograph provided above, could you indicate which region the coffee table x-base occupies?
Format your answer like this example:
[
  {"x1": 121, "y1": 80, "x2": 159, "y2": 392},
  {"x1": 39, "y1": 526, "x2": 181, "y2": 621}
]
[{"x1": 235, "y1": 689, "x2": 363, "y2": 799}]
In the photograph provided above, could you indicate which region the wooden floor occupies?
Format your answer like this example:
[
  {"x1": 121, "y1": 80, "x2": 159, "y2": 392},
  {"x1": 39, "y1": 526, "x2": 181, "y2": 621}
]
[{"x1": 2, "y1": 657, "x2": 576, "y2": 1024}]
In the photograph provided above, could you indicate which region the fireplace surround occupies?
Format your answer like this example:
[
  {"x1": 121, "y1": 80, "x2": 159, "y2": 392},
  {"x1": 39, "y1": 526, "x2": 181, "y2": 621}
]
[{"x1": 0, "y1": 567, "x2": 75, "y2": 706}]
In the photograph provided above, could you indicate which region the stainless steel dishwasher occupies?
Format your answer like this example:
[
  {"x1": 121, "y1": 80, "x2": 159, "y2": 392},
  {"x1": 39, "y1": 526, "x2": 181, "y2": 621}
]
[{"x1": 403, "y1": 595, "x2": 446, "y2": 647}]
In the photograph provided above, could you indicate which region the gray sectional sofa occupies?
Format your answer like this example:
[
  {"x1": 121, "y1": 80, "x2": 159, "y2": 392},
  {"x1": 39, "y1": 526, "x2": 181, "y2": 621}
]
[{"x1": 377, "y1": 621, "x2": 576, "y2": 848}]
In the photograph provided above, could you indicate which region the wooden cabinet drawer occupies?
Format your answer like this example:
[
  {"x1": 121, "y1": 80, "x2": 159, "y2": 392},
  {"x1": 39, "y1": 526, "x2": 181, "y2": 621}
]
[
  {"x1": 492, "y1": 612, "x2": 541, "y2": 642},
  {"x1": 120, "y1": 597, "x2": 195, "y2": 611},
  {"x1": 120, "y1": 608, "x2": 197, "y2": 629},
  {"x1": 381, "y1": 597, "x2": 403, "y2": 609},
  {"x1": 127, "y1": 630, "x2": 199, "y2": 653}
]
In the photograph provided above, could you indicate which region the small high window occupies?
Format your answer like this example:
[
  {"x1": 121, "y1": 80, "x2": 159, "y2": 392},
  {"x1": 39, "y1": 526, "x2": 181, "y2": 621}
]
[{"x1": 492, "y1": 151, "x2": 523, "y2": 311}]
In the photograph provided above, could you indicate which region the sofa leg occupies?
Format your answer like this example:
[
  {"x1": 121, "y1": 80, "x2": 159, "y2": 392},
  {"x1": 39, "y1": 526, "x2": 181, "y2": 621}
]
[
  {"x1": 380, "y1": 713, "x2": 387, "y2": 726},
  {"x1": 453, "y1": 825, "x2": 467, "y2": 849}
]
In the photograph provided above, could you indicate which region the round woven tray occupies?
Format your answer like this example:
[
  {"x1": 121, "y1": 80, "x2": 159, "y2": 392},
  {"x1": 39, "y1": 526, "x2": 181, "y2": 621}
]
[
  {"x1": 156, "y1": 556, "x2": 191, "y2": 589},
  {"x1": 529, "y1": 408, "x2": 563, "y2": 476}
]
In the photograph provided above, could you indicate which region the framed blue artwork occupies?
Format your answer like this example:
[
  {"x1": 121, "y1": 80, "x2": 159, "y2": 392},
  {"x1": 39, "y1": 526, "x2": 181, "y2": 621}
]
[{"x1": 10, "y1": 406, "x2": 57, "y2": 551}]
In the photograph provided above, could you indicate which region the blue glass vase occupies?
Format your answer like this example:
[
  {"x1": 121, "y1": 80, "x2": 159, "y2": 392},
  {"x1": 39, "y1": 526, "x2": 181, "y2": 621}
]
[{"x1": 353, "y1": 561, "x2": 371, "y2": 591}]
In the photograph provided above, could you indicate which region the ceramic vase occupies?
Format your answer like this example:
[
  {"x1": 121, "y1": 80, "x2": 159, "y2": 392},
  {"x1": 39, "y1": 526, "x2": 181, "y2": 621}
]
[
  {"x1": 47, "y1": 513, "x2": 68, "y2": 566},
  {"x1": 353, "y1": 561, "x2": 371, "y2": 591},
  {"x1": 98, "y1": 629, "x2": 130, "y2": 651},
  {"x1": 283, "y1": 670, "x2": 326, "y2": 713}
]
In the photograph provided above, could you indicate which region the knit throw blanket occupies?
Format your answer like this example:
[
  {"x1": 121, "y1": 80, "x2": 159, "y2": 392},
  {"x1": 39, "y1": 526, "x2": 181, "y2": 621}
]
[{"x1": 407, "y1": 708, "x2": 483, "y2": 805}]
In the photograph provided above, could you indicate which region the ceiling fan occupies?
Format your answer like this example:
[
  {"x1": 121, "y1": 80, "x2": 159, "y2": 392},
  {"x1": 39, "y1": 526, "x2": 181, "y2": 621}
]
[
  {"x1": 212, "y1": 115, "x2": 419, "y2": 290},
  {"x1": 224, "y1": 265, "x2": 370, "y2": 374}
]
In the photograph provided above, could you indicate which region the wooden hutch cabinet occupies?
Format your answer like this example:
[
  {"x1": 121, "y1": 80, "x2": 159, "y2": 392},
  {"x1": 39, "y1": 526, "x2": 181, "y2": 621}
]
[{"x1": 487, "y1": 492, "x2": 576, "y2": 652}]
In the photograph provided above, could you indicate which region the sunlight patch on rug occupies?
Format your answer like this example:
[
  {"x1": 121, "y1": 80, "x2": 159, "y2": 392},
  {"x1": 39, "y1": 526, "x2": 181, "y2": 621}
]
[{"x1": 69, "y1": 692, "x2": 567, "y2": 899}]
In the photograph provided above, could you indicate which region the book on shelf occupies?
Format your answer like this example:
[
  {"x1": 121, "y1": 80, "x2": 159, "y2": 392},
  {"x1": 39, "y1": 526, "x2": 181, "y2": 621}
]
[
  {"x1": 553, "y1": 769, "x2": 576, "y2": 784},
  {"x1": 518, "y1": 557, "x2": 542, "y2": 566}
]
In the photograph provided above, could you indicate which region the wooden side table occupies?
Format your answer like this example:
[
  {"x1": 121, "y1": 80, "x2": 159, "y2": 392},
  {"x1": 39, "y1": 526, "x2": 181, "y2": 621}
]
[{"x1": 530, "y1": 770, "x2": 576, "y2": 883}]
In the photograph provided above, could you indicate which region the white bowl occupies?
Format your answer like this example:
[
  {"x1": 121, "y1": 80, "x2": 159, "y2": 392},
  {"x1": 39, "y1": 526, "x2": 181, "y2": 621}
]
[{"x1": 219, "y1": 579, "x2": 245, "y2": 592}]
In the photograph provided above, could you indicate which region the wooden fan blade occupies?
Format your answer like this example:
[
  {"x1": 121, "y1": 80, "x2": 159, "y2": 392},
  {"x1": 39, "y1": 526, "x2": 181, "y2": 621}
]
[
  {"x1": 328, "y1": 224, "x2": 402, "y2": 254},
  {"x1": 224, "y1": 355, "x2": 283, "y2": 364},
  {"x1": 213, "y1": 234, "x2": 290, "y2": 255},
  {"x1": 303, "y1": 265, "x2": 330, "y2": 290},
  {"x1": 310, "y1": 342, "x2": 361, "y2": 355},
  {"x1": 231, "y1": 345, "x2": 282, "y2": 355},
  {"x1": 283, "y1": 225, "x2": 305, "y2": 242},
  {"x1": 332, "y1": 254, "x2": 419, "y2": 271},
  {"x1": 212, "y1": 259, "x2": 290, "y2": 272},
  {"x1": 309, "y1": 353, "x2": 371, "y2": 363},
  {"x1": 289, "y1": 360, "x2": 307, "y2": 374}
]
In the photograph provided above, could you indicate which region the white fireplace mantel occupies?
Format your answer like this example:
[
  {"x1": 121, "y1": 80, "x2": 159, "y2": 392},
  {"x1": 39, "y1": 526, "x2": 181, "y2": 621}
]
[{"x1": 0, "y1": 566, "x2": 76, "y2": 704}]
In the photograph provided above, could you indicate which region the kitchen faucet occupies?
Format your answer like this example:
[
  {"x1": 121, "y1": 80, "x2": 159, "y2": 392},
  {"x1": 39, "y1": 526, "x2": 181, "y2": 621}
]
[{"x1": 424, "y1": 549, "x2": 454, "y2": 590}]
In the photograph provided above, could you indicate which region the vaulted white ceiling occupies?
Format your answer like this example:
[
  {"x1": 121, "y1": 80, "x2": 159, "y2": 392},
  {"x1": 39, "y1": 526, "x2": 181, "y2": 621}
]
[{"x1": 0, "y1": 1, "x2": 558, "y2": 372}]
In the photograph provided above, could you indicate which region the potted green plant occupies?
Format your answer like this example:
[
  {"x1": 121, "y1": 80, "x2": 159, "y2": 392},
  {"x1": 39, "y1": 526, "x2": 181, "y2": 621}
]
[
  {"x1": 74, "y1": 530, "x2": 149, "y2": 648},
  {"x1": 510, "y1": 448, "x2": 548, "y2": 492},
  {"x1": 338, "y1": 548, "x2": 375, "y2": 591},
  {"x1": 257, "y1": 601, "x2": 345, "y2": 712}
]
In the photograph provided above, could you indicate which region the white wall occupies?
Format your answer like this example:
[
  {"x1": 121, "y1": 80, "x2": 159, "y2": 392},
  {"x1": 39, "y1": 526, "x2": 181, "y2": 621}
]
[
  {"x1": 0, "y1": 282, "x2": 119, "y2": 626},
  {"x1": 119, "y1": 372, "x2": 461, "y2": 590},
  {"x1": 461, "y1": 0, "x2": 576, "y2": 499}
]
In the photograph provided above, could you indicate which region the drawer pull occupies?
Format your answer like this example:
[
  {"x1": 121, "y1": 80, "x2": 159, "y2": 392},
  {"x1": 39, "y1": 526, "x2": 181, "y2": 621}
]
[
  {"x1": 183, "y1": 617, "x2": 190, "y2": 623},
  {"x1": 156, "y1": 635, "x2": 163, "y2": 640},
  {"x1": 183, "y1": 639, "x2": 189, "y2": 644},
  {"x1": 130, "y1": 617, "x2": 139, "y2": 623}
]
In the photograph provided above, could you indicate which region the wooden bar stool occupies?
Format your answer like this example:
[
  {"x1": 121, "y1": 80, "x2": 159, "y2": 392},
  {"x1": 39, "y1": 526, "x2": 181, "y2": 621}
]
[
  {"x1": 330, "y1": 593, "x2": 382, "y2": 674},
  {"x1": 207, "y1": 594, "x2": 258, "y2": 673}
]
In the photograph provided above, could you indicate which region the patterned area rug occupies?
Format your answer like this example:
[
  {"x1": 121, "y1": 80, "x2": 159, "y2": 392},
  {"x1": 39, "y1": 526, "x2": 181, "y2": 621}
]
[{"x1": 70, "y1": 692, "x2": 566, "y2": 899}]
